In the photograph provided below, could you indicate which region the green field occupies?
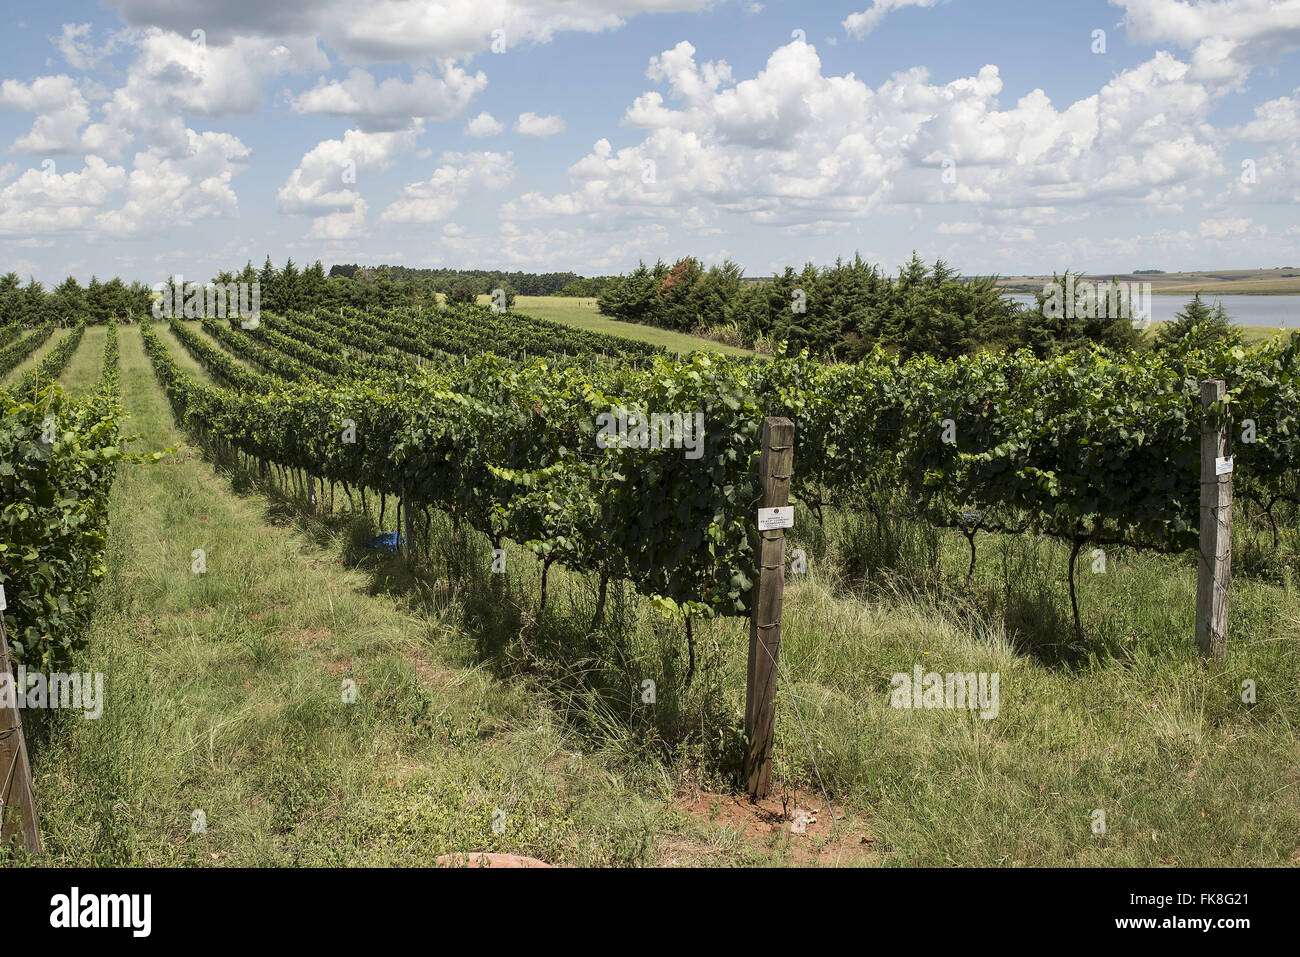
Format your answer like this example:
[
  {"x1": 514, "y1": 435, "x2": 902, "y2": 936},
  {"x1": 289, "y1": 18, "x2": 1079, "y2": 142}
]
[{"x1": 481, "y1": 295, "x2": 757, "y2": 357}]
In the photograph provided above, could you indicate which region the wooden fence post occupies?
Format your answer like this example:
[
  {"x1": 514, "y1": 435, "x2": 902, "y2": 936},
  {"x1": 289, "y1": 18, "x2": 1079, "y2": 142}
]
[
  {"x1": 403, "y1": 494, "x2": 416, "y2": 562},
  {"x1": 0, "y1": 586, "x2": 42, "y2": 856},
  {"x1": 744, "y1": 417, "x2": 794, "y2": 800},
  {"x1": 1196, "y1": 379, "x2": 1232, "y2": 664}
]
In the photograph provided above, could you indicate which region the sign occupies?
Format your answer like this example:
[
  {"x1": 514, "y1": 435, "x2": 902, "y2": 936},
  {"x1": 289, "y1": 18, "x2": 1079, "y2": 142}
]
[
  {"x1": 1215, "y1": 456, "x2": 1234, "y2": 476},
  {"x1": 0, "y1": 582, "x2": 5, "y2": 612},
  {"x1": 758, "y1": 506, "x2": 794, "y2": 531}
]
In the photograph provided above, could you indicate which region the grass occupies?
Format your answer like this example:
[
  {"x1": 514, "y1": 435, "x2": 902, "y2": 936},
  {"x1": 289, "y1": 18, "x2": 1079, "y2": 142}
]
[
  {"x1": 480, "y1": 294, "x2": 757, "y2": 358},
  {"x1": 18, "y1": 323, "x2": 1300, "y2": 867},
  {"x1": 0, "y1": 327, "x2": 72, "y2": 388},
  {"x1": 57, "y1": 324, "x2": 107, "y2": 397},
  {"x1": 1237, "y1": 324, "x2": 1298, "y2": 346}
]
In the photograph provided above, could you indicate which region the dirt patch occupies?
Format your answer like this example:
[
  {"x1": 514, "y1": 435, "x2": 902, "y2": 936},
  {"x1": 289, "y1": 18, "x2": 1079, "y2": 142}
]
[
  {"x1": 668, "y1": 784, "x2": 875, "y2": 867},
  {"x1": 285, "y1": 628, "x2": 330, "y2": 648},
  {"x1": 406, "y1": 653, "x2": 452, "y2": 688},
  {"x1": 435, "y1": 852, "x2": 552, "y2": 868}
]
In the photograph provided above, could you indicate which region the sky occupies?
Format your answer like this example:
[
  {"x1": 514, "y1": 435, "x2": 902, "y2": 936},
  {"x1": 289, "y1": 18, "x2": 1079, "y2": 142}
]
[{"x1": 0, "y1": 0, "x2": 1298, "y2": 285}]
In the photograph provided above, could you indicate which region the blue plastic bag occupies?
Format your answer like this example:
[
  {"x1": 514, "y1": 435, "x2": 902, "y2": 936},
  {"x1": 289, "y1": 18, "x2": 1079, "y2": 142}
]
[{"x1": 366, "y1": 532, "x2": 404, "y2": 555}]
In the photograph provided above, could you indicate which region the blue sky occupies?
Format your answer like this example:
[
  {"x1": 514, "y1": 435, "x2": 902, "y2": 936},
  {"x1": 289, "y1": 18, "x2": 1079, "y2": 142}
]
[{"x1": 0, "y1": 0, "x2": 1298, "y2": 285}]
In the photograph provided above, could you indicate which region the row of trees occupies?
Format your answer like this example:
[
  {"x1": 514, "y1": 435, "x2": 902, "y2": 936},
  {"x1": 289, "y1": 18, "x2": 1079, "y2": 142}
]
[
  {"x1": 1, "y1": 257, "x2": 626, "y2": 330},
  {"x1": 0, "y1": 260, "x2": 366, "y2": 326},
  {"x1": 0, "y1": 273, "x2": 155, "y2": 326},
  {"x1": 327, "y1": 264, "x2": 593, "y2": 298},
  {"x1": 595, "y1": 255, "x2": 1153, "y2": 360}
]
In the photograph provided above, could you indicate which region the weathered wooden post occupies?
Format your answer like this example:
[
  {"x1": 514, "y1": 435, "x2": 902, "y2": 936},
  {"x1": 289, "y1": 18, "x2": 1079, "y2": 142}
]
[
  {"x1": 0, "y1": 585, "x2": 42, "y2": 856},
  {"x1": 1196, "y1": 379, "x2": 1233, "y2": 665},
  {"x1": 403, "y1": 494, "x2": 416, "y2": 562},
  {"x1": 744, "y1": 417, "x2": 794, "y2": 800}
]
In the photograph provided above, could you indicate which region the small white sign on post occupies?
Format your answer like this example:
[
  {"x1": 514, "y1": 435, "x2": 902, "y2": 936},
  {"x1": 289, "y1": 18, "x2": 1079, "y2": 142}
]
[
  {"x1": 1215, "y1": 456, "x2": 1234, "y2": 476},
  {"x1": 0, "y1": 582, "x2": 6, "y2": 612},
  {"x1": 758, "y1": 506, "x2": 794, "y2": 531}
]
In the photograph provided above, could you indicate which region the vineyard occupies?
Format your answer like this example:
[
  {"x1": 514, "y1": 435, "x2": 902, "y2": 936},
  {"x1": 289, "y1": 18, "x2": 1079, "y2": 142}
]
[
  {"x1": 140, "y1": 305, "x2": 1300, "y2": 633},
  {"x1": 3, "y1": 301, "x2": 1300, "y2": 866}
]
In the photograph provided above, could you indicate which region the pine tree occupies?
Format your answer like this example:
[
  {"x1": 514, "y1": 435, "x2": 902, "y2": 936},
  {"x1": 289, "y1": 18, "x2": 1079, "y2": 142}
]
[
  {"x1": 52, "y1": 276, "x2": 85, "y2": 326},
  {"x1": 1155, "y1": 293, "x2": 1240, "y2": 354},
  {"x1": 258, "y1": 257, "x2": 279, "y2": 312}
]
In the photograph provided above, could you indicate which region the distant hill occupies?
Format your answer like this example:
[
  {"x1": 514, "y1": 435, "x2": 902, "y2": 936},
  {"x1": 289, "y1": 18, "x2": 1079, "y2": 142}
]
[{"x1": 994, "y1": 268, "x2": 1300, "y2": 296}]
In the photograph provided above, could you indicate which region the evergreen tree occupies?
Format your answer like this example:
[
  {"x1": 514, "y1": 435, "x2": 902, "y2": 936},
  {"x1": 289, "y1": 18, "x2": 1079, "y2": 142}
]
[
  {"x1": 258, "y1": 256, "x2": 280, "y2": 312},
  {"x1": 52, "y1": 276, "x2": 85, "y2": 326},
  {"x1": 281, "y1": 258, "x2": 300, "y2": 312},
  {"x1": 1155, "y1": 293, "x2": 1240, "y2": 354},
  {"x1": 0, "y1": 272, "x2": 21, "y2": 326}
]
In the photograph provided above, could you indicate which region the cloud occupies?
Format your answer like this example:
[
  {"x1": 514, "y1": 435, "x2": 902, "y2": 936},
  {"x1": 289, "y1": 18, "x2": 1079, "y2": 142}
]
[
  {"x1": 54, "y1": 23, "x2": 126, "y2": 71},
  {"x1": 515, "y1": 111, "x2": 565, "y2": 136},
  {"x1": 73, "y1": 30, "x2": 325, "y2": 161},
  {"x1": 843, "y1": 0, "x2": 946, "y2": 38},
  {"x1": 430, "y1": 218, "x2": 673, "y2": 269},
  {"x1": 1211, "y1": 86, "x2": 1300, "y2": 206},
  {"x1": 0, "y1": 75, "x2": 91, "y2": 154},
  {"x1": 505, "y1": 40, "x2": 1223, "y2": 234},
  {"x1": 0, "y1": 157, "x2": 127, "y2": 235},
  {"x1": 1113, "y1": 0, "x2": 1300, "y2": 85},
  {"x1": 104, "y1": 0, "x2": 719, "y2": 61},
  {"x1": 466, "y1": 111, "x2": 505, "y2": 137},
  {"x1": 1199, "y1": 215, "x2": 1257, "y2": 237},
  {"x1": 291, "y1": 65, "x2": 487, "y2": 131},
  {"x1": 381, "y1": 151, "x2": 514, "y2": 222},
  {"x1": 278, "y1": 125, "x2": 423, "y2": 237},
  {"x1": 1234, "y1": 86, "x2": 1300, "y2": 142},
  {"x1": 96, "y1": 129, "x2": 252, "y2": 236}
]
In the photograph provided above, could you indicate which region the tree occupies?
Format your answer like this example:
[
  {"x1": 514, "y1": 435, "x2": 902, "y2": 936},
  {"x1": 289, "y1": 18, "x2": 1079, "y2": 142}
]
[
  {"x1": 301, "y1": 260, "x2": 327, "y2": 308},
  {"x1": 0, "y1": 272, "x2": 21, "y2": 326},
  {"x1": 258, "y1": 257, "x2": 280, "y2": 312},
  {"x1": 656, "y1": 257, "x2": 704, "y2": 330},
  {"x1": 597, "y1": 261, "x2": 660, "y2": 324},
  {"x1": 52, "y1": 276, "x2": 85, "y2": 326},
  {"x1": 281, "y1": 258, "x2": 300, "y2": 312},
  {"x1": 446, "y1": 280, "x2": 478, "y2": 307},
  {"x1": 23, "y1": 278, "x2": 50, "y2": 325},
  {"x1": 1155, "y1": 293, "x2": 1240, "y2": 354}
]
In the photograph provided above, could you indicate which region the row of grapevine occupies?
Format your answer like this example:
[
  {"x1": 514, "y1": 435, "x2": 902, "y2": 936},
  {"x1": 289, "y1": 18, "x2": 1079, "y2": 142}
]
[
  {"x1": 141, "y1": 307, "x2": 1300, "y2": 628},
  {"x1": 347, "y1": 302, "x2": 662, "y2": 362},
  {"x1": 11, "y1": 321, "x2": 87, "y2": 400},
  {"x1": 0, "y1": 323, "x2": 54, "y2": 382},
  {"x1": 0, "y1": 321, "x2": 127, "y2": 668},
  {"x1": 197, "y1": 318, "x2": 322, "y2": 382},
  {"x1": 143, "y1": 315, "x2": 763, "y2": 616},
  {"x1": 252, "y1": 313, "x2": 412, "y2": 377},
  {"x1": 776, "y1": 338, "x2": 1300, "y2": 620}
]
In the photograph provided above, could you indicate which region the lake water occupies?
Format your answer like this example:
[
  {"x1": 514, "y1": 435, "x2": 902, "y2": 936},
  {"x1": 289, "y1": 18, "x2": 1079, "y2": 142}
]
[{"x1": 1006, "y1": 293, "x2": 1300, "y2": 329}]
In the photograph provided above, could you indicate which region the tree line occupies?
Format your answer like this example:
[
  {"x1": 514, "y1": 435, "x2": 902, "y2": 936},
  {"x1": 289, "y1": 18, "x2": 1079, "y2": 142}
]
[
  {"x1": 327, "y1": 264, "x2": 617, "y2": 299},
  {"x1": 1, "y1": 273, "x2": 154, "y2": 327},
  {"x1": 593, "y1": 254, "x2": 1172, "y2": 360}
]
